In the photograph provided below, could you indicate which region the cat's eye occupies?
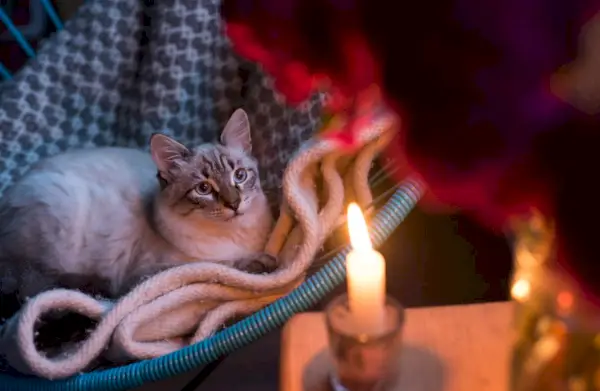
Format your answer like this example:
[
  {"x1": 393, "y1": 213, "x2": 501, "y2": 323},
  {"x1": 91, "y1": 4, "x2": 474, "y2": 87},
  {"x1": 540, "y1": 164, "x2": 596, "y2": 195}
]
[
  {"x1": 233, "y1": 168, "x2": 248, "y2": 183},
  {"x1": 196, "y1": 182, "x2": 212, "y2": 195}
]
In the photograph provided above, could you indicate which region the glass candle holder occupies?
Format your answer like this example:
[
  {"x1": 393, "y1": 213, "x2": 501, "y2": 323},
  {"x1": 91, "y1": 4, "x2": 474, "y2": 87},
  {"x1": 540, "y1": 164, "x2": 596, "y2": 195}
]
[
  {"x1": 510, "y1": 211, "x2": 600, "y2": 391},
  {"x1": 325, "y1": 293, "x2": 404, "y2": 391}
]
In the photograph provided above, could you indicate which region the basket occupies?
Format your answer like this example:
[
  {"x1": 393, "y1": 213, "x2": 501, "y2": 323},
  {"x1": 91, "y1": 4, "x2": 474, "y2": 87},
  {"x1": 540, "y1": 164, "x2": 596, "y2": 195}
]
[{"x1": 0, "y1": 1, "x2": 422, "y2": 389}]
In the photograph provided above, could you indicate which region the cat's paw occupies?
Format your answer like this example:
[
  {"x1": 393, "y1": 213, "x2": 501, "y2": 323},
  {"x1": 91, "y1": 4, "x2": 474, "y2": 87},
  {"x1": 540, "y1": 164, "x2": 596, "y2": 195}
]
[{"x1": 238, "y1": 253, "x2": 279, "y2": 274}]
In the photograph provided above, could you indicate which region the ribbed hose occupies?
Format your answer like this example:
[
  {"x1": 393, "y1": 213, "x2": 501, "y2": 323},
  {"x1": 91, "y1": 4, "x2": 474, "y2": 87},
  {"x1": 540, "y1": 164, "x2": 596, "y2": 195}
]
[{"x1": 0, "y1": 179, "x2": 424, "y2": 391}]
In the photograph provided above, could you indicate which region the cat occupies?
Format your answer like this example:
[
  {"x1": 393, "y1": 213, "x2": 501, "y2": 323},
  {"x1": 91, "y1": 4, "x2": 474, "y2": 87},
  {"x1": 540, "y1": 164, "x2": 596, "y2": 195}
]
[{"x1": 0, "y1": 108, "x2": 276, "y2": 301}]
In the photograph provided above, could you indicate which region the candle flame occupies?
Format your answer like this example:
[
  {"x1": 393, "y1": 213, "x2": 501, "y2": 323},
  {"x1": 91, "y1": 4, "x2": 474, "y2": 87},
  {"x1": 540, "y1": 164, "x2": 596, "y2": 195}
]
[
  {"x1": 347, "y1": 203, "x2": 373, "y2": 252},
  {"x1": 511, "y1": 278, "x2": 531, "y2": 302}
]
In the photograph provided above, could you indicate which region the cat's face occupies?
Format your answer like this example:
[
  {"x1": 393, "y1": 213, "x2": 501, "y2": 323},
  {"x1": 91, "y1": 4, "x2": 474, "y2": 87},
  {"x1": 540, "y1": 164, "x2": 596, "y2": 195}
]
[
  {"x1": 164, "y1": 144, "x2": 262, "y2": 221},
  {"x1": 150, "y1": 109, "x2": 265, "y2": 222}
]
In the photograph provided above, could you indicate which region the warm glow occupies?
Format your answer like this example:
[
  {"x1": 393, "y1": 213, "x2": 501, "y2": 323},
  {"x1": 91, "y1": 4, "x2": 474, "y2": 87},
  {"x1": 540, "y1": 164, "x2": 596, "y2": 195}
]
[
  {"x1": 557, "y1": 291, "x2": 574, "y2": 311},
  {"x1": 511, "y1": 278, "x2": 531, "y2": 301},
  {"x1": 347, "y1": 203, "x2": 373, "y2": 252},
  {"x1": 345, "y1": 202, "x2": 386, "y2": 334},
  {"x1": 515, "y1": 246, "x2": 542, "y2": 268}
]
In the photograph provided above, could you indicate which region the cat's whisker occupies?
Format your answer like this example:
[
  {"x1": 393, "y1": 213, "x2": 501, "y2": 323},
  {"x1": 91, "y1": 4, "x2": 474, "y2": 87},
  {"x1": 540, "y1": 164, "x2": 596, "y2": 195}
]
[
  {"x1": 305, "y1": 181, "x2": 401, "y2": 274},
  {"x1": 368, "y1": 158, "x2": 397, "y2": 185},
  {"x1": 369, "y1": 161, "x2": 400, "y2": 189}
]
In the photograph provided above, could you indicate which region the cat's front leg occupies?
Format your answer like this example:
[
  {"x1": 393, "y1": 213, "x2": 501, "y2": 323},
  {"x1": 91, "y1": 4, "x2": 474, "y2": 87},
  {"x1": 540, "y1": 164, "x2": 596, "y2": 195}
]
[{"x1": 234, "y1": 253, "x2": 279, "y2": 274}]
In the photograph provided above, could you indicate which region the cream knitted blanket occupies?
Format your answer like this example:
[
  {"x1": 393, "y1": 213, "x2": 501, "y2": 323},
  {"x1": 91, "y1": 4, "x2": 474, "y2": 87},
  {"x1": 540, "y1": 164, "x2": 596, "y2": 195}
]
[{"x1": 0, "y1": 113, "x2": 397, "y2": 380}]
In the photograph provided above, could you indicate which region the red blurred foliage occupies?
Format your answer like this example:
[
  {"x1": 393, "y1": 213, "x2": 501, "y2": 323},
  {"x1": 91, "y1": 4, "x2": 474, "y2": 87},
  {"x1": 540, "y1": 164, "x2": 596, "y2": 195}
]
[{"x1": 221, "y1": 0, "x2": 600, "y2": 298}]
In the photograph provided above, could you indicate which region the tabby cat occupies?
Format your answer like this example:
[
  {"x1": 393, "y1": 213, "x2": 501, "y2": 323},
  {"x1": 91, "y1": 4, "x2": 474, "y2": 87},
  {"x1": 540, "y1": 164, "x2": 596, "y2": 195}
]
[{"x1": 0, "y1": 109, "x2": 275, "y2": 300}]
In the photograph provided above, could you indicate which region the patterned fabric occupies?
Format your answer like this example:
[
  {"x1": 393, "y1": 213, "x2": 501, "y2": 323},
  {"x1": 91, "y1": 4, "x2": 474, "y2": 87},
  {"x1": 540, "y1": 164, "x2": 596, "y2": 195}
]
[{"x1": 0, "y1": 0, "x2": 323, "y2": 211}]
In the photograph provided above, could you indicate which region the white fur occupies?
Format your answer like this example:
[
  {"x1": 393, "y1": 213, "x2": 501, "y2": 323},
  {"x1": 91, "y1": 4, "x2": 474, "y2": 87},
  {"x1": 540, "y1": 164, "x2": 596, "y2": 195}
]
[
  {"x1": 0, "y1": 147, "x2": 272, "y2": 298},
  {"x1": 155, "y1": 198, "x2": 272, "y2": 261}
]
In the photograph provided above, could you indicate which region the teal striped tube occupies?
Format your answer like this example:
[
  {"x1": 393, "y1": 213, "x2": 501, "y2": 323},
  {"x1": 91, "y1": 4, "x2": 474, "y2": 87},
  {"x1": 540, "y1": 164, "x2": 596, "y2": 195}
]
[
  {"x1": 39, "y1": 0, "x2": 64, "y2": 31},
  {"x1": 0, "y1": 0, "x2": 63, "y2": 82},
  {"x1": 0, "y1": 179, "x2": 423, "y2": 391},
  {"x1": 0, "y1": 63, "x2": 11, "y2": 80},
  {"x1": 0, "y1": 8, "x2": 36, "y2": 58}
]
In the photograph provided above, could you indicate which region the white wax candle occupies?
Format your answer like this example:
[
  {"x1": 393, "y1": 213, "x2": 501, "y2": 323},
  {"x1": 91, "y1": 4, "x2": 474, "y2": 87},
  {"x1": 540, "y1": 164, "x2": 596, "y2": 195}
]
[{"x1": 346, "y1": 203, "x2": 387, "y2": 334}]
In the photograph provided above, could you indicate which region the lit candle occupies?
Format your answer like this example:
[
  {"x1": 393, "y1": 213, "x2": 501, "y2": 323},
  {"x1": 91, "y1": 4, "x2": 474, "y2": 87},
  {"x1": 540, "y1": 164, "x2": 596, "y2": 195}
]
[{"x1": 346, "y1": 203, "x2": 386, "y2": 334}]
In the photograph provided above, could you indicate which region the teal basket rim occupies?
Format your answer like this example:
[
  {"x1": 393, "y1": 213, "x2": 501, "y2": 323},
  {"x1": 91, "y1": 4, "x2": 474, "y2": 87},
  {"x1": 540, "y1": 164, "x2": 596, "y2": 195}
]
[
  {"x1": 0, "y1": 180, "x2": 423, "y2": 391},
  {"x1": 0, "y1": 4, "x2": 423, "y2": 389}
]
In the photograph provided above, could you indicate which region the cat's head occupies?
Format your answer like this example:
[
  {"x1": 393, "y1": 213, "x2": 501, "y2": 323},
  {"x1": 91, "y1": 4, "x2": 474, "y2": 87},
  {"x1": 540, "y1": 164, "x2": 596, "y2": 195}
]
[{"x1": 150, "y1": 109, "x2": 264, "y2": 222}]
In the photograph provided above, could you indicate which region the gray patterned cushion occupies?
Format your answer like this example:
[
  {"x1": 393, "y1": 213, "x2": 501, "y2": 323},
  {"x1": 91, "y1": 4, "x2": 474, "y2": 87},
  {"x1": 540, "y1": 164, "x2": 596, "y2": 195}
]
[{"x1": 0, "y1": 0, "x2": 323, "y2": 211}]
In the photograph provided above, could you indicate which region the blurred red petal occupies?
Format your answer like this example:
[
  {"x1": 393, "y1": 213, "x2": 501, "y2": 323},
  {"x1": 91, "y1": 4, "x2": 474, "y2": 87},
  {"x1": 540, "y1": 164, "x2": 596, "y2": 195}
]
[
  {"x1": 382, "y1": 134, "x2": 458, "y2": 215},
  {"x1": 274, "y1": 62, "x2": 314, "y2": 104},
  {"x1": 226, "y1": 24, "x2": 275, "y2": 69}
]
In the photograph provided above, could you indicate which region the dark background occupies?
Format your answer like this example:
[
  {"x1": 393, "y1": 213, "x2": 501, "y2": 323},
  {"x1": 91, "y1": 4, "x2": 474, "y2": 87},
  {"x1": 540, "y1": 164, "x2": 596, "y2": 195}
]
[
  {"x1": 0, "y1": 3, "x2": 513, "y2": 389},
  {"x1": 137, "y1": 166, "x2": 514, "y2": 391}
]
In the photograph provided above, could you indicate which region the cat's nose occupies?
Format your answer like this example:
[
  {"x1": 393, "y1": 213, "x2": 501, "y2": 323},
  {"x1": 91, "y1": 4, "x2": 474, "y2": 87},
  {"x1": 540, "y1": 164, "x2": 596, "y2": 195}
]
[{"x1": 224, "y1": 199, "x2": 241, "y2": 212}]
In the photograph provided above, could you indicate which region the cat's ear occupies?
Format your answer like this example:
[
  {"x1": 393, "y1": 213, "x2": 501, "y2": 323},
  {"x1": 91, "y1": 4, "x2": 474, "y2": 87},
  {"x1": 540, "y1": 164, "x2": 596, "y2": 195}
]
[
  {"x1": 150, "y1": 133, "x2": 191, "y2": 174},
  {"x1": 221, "y1": 108, "x2": 252, "y2": 153}
]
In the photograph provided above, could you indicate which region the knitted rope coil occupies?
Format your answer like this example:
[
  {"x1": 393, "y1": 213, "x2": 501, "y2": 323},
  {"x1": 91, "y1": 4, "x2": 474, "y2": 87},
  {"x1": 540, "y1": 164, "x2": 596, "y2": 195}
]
[{"x1": 0, "y1": 112, "x2": 397, "y2": 380}]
